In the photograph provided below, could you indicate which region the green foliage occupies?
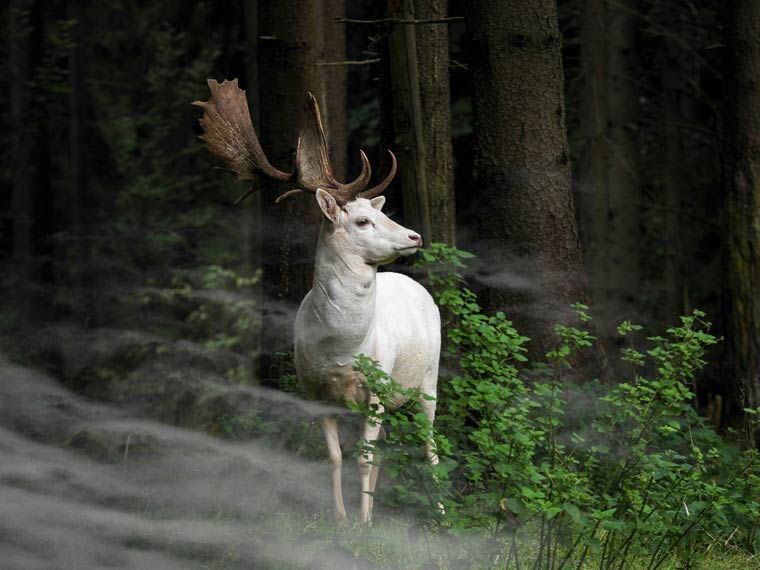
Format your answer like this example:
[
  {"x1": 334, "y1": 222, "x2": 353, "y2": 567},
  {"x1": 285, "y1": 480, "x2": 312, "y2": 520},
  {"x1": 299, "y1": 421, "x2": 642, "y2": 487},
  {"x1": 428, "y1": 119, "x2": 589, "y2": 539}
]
[
  {"x1": 343, "y1": 243, "x2": 760, "y2": 570},
  {"x1": 94, "y1": 18, "x2": 227, "y2": 269},
  {"x1": 348, "y1": 354, "x2": 446, "y2": 521},
  {"x1": 136, "y1": 264, "x2": 260, "y2": 360}
]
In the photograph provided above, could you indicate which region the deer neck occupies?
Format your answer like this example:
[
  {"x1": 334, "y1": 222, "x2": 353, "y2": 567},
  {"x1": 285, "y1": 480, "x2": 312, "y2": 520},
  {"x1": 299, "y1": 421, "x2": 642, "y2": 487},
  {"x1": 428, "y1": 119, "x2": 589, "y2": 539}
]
[{"x1": 310, "y1": 226, "x2": 377, "y2": 345}]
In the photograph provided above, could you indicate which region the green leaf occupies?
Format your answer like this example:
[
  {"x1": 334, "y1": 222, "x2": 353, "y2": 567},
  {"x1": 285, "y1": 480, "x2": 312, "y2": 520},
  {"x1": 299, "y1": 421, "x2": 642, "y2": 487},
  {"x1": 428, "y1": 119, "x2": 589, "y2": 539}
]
[{"x1": 564, "y1": 503, "x2": 582, "y2": 524}]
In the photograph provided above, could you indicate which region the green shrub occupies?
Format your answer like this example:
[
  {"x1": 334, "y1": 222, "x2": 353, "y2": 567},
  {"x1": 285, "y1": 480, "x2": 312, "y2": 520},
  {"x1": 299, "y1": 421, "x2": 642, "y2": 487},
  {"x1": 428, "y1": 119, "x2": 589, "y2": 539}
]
[{"x1": 347, "y1": 243, "x2": 760, "y2": 570}]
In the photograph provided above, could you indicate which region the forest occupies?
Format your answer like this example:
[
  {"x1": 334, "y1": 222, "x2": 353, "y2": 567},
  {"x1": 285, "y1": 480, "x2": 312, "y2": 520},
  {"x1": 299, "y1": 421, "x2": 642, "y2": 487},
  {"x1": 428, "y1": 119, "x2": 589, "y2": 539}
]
[{"x1": 2, "y1": 0, "x2": 760, "y2": 569}]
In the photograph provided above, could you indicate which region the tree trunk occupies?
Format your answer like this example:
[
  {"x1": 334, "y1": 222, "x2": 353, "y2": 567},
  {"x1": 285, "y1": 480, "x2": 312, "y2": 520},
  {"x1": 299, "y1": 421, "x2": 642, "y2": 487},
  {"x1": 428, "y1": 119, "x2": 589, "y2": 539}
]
[
  {"x1": 67, "y1": 0, "x2": 90, "y2": 324},
  {"x1": 606, "y1": 0, "x2": 640, "y2": 327},
  {"x1": 467, "y1": 0, "x2": 609, "y2": 379},
  {"x1": 320, "y1": 0, "x2": 347, "y2": 183},
  {"x1": 257, "y1": 0, "x2": 346, "y2": 380},
  {"x1": 387, "y1": 0, "x2": 432, "y2": 242},
  {"x1": 9, "y1": 0, "x2": 36, "y2": 313},
  {"x1": 242, "y1": 0, "x2": 263, "y2": 380},
  {"x1": 722, "y1": 1, "x2": 760, "y2": 447},
  {"x1": 414, "y1": 0, "x2": 455, "y2": 245},
  {"x1": 661, "y1": 3, "x2": 687, "y2": 323},
  {"x1": 577, "y1": 0, "x2": 610, "y2": 325}
]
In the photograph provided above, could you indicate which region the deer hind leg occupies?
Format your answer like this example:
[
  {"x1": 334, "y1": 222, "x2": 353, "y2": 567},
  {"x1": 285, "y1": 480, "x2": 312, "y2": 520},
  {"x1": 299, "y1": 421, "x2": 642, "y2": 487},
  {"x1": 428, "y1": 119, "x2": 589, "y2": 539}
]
[
  {"x1": 420, "y1": 396, "x2": 439, "y2": 467},
  {"x1": 420, "y1": 395, "x2": 444, "y2": 513},
  {"x1": 320, "y1": 415, "x2": 347, "y2": 522},
  {"x1": 358, "y1": 401, "x2": 384, "y2": 525}
]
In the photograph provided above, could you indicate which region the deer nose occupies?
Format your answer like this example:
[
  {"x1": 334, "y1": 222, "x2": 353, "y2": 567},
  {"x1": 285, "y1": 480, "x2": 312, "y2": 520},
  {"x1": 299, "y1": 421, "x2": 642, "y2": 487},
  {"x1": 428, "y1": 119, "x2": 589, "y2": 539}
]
[{"x1": 409, "y1": 233, "x2": 423, "y2": 246}]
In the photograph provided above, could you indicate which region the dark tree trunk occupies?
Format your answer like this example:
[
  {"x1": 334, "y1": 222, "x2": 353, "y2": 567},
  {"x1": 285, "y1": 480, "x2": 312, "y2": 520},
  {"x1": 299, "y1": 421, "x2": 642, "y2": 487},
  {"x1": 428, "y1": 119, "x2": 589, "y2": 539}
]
[
  {"x1": 243, "y1": 0, "x2": 262, "y2": 280},
  {"x1": 606, "y1": 0, "x2": 641, "y2": 327},
  {"x1": 320, "y1": 0, "x2": 347, "y2": 183},
  {"x1": 467, "y1": 0, "x2": 609, "y2": 379},
  {"x1": 414, "y1": 0, "x2": 455, "y2": 245},
  {"x1": 67, "y1": 0, "x2": 90, "y2": 324},
  {"x1": 257, "y1": 0, "x2": 346, "y2": 380},
  {"x1": 661, "y1": 3, "x2": 687, "y2": 323},
  {"x1": 577, "y1": 0, "x2": 609, "y2": 324},
  {"x1": 722, "y1": 1, "x2": 760, "y2": 447},
  {"x1": 243, "y1": 0, "x2": 264, "y2": 379},
  {"x1": 9, "y1": 0, "x2": 36, "y2": 314},
  {"x1": 387, "y1": 0, "x2": 433, "y2": 242}
]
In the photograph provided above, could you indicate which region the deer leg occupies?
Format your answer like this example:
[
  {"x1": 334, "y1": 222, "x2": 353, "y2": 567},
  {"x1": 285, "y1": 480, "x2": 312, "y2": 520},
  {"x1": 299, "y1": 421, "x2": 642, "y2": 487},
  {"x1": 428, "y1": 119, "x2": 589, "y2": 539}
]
[
  {"x1": 367, "y1": 426, "x2": 386, "y2": 513},
  {"x1": 420, "y1": 396, "x2": 444, "y2": 513},
  {"x1": 320, "y1": 415, "x2": 347, "y2": 522},
  {"x1": 358, "y1": 402, "x2": 384, "y2": 524},
  {"x1": 420, "y1": 397, "x2": 439, "y2": 467}
]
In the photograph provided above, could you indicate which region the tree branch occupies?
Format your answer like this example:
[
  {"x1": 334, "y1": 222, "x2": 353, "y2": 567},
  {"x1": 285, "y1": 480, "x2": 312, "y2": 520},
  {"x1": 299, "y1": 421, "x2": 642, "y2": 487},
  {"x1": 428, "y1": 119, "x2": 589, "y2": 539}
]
[
  {"x1": 335, "y1": 16, "x2": 463, "y2": 25},
  {"x1": 316, "y1": 58, "x2": 381, "y2": 67}
]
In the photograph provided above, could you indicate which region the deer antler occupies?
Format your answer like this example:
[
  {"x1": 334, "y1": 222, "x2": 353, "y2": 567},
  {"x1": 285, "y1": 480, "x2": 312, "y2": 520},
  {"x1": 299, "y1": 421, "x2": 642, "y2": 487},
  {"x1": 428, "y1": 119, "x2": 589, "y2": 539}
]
[{"x1": 193, "y1": 79, "x2": 396, "y2": 206}]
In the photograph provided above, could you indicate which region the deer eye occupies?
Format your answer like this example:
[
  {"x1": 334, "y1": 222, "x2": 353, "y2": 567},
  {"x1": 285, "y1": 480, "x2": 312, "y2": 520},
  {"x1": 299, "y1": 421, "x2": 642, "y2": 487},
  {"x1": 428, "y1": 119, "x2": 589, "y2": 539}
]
[{"x1": 355, "y1": 217, "x2": 371, "y2": 227}]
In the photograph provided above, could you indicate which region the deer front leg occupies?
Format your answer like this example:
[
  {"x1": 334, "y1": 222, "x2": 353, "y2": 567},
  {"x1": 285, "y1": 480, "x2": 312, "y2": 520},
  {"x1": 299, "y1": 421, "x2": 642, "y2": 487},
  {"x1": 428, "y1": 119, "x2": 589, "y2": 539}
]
[
  {"x1": 358, "y1": 401, "x2": 384, "y2": 524},
  {"x1": 320, "y1": 415, "x2": 347, "y2": 522},
  {"x1": 368, "y1": 426, "x2": 386, "y2": 496}
]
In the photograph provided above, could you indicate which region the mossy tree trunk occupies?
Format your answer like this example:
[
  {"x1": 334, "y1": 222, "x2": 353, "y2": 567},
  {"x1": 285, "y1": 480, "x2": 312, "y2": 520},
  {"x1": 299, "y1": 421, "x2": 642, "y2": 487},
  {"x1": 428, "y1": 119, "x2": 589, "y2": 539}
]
[
  {"x1": 386, "y1": 0, "x2": 454, "y2": 245},
  {"x1": 467, "y1": 0, "x2": 609, "y2": 379},
  {"x1": 387, "y1": 0, "x2": 432, "y2": 242},
  {"x1": 414, "y1": 0, "x2": 455, "y2": 245},
  {"x1": 722, "y1": 1, "x2": 760, "y2": 447},
  {"x1": 320, "y1": 0, "x2": 348, "y2": 184}
]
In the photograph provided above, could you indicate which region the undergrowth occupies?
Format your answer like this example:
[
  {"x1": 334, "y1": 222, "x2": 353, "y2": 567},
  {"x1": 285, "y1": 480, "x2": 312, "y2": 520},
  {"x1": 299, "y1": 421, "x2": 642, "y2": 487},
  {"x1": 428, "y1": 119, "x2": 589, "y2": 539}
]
[{"x1": 341, "y1": 243, "x2": 760, "y2": 570}]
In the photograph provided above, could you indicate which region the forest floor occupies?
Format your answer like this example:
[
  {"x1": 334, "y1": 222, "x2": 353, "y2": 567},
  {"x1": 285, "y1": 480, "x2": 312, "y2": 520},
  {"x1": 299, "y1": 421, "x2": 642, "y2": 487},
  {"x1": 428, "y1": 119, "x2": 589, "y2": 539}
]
[
  {"x1": 244, "y1": 512, "x2": 760, "y2": 570},
  {"x1": 1, "y1": 355, "x2": 758, "y2": 570}
]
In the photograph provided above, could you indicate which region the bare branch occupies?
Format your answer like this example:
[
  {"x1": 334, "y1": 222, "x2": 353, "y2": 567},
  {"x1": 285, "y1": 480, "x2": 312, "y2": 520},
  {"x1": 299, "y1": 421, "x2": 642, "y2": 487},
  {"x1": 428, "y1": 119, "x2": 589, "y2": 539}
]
[
  {"x1": 335, "y1": 16, "x2": 463, "y2": 25},
  {"x1": 316, "y1": 58, "x2": 381, "y2": 67}
]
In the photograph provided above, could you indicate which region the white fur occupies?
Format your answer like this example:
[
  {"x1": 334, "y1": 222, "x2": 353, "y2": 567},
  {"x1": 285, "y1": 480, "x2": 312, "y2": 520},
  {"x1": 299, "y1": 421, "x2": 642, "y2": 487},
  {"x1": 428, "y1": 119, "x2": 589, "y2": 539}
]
[{"x1": 294, "y1": 190, "x2": 441, "y2": 523}]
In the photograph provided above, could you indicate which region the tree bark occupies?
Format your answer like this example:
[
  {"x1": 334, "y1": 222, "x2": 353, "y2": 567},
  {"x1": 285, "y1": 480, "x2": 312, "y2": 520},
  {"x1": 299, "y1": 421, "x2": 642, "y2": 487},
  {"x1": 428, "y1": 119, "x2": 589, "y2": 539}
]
[
  {"x1": 577, "y1": 0, "x2": 610, "y2": 326},
  {"x1": 606, "y1": 0, "x2": 640, "y2": 327},
  {"x1": 414, "y1": 0, "x2": 455, "y2": 245},
  {"x1": 67, "y1": 0, "x2": 90, "y2": 324},
  {"x1": 661, "y1": 3, "x2": 686, "y2": 323},
  {"x1": 467, "y1": 0, "x2": 609, "y2": 379},
  {"x1": 9, "y1": 0, "x2": 35, "y2": 309},
  {"x1": 722, "y1": 1, "x2": 760, "y2": 447},
  {"x1": 242, "y1": 0, "x2": 263, "y2": 380},
  {"x1": 320, "y1": 0, "x2": 347, "y2": 183},
  {"x1": 257, "y1": 0, "x2": 346, "y2": 379},
  {"x1": 387, "y1": 0, "x2": 432, "y2": 242}
]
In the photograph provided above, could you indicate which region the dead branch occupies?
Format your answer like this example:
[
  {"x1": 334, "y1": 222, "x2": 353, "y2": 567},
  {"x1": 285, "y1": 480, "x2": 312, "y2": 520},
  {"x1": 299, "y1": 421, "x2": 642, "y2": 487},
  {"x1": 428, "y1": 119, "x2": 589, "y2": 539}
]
[
  {"x1": 316, "y1": 58, "x2": 381, "y2": 67},
  {"x1": 335, "y1": 16, "x2": 463, "y2": 25}
]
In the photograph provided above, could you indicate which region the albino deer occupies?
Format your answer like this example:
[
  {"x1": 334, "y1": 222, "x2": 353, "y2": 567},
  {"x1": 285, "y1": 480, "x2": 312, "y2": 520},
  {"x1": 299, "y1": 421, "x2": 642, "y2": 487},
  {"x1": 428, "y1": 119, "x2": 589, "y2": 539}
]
[{"x1": 194, "y1": 79, "x2": 441, "y2": 524}]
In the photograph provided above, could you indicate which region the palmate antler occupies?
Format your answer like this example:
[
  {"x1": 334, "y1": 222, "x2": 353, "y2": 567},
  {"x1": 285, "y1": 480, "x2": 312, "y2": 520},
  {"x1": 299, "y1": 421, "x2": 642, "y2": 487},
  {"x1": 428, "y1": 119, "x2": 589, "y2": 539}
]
[{"x1": 192, "y1": 79, "x2": 396, "y2": 206}]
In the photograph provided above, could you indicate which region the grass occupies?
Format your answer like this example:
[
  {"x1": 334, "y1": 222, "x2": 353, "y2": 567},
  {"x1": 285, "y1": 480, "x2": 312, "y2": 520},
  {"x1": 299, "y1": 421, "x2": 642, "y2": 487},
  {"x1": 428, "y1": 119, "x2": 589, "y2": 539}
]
[{"x1": 184, "y1": 508, "x2": 760, "y2": 570}]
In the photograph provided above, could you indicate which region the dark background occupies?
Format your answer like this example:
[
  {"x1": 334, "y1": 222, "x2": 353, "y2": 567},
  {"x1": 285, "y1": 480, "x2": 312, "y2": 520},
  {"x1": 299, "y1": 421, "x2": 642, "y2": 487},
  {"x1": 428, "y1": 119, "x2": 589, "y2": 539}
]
[
  {"x1": 4, "y1": 1, "x2": 760, "y2": 568},
  {"x1": 1, "y1": 1, "x2": 754, "y2": 435}
]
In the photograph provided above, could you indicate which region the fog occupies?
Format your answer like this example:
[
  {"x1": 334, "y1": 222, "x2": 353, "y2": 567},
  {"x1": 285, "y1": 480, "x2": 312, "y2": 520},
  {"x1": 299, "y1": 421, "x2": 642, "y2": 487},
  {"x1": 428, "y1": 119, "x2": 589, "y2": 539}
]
[
  {"x1": 0, "y1": 203, "x2": 607, "y2": 570},
  {"x1": 0, "y1": 358, "x2": 395, "y2": 570}
]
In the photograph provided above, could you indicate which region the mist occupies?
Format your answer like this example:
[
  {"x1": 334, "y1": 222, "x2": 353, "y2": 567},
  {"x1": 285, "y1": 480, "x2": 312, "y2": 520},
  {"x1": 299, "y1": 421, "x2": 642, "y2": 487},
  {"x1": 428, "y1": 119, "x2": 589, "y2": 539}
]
[{"x1": 0, "y1": 357, "x2": 410, "y2": 569}]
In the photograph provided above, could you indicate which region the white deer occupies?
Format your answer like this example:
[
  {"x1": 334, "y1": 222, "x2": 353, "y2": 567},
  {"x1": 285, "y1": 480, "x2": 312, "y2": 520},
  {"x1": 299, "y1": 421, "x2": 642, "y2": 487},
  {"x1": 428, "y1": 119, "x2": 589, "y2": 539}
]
[{"x1": 194, "y1": 79, "x2": 441, "y2": 524}]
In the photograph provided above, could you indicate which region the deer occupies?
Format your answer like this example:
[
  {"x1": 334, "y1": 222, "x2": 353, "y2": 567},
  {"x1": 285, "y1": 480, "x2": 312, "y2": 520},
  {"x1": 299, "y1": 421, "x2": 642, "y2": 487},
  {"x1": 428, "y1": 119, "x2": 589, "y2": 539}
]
[{"x1": 193, "y1": 79, "x2": 441, "y2": 524}]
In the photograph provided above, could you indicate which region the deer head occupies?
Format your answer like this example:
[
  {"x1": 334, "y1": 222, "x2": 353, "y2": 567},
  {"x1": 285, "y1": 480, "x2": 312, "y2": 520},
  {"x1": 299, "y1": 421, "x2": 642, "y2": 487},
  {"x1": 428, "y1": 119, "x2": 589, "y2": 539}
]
[
  {"x1": 314, "y1": 189, "x2": 422, "y2": 265},
  {"x1": 192, "y1": 79, "x2": 396, "y2": 206}
]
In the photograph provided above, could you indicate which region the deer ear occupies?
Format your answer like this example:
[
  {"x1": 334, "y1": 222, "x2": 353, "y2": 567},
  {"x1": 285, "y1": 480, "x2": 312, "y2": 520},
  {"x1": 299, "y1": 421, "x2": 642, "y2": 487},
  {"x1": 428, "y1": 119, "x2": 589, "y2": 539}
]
[
  {"x1": 369, "y1": 196, "x2": 385, "y2": 211},
  {"x1": 316, "y1": 188, "x2": 339, "y2": 222}
]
